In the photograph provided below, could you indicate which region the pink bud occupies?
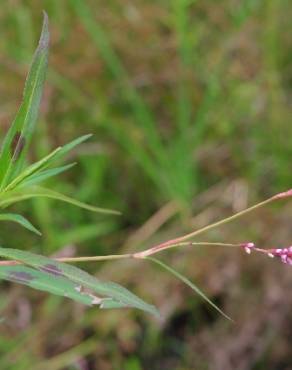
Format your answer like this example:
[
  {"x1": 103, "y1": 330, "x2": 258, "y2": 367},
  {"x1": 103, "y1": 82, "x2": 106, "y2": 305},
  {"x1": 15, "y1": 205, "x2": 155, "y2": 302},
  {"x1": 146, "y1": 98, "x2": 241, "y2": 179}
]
[
  {"x1": 241, "y1": 242, "x2": 255, "y2": 254},
  {"x1": 268, "y1": 246, "x2": 292, "y2": 266}
]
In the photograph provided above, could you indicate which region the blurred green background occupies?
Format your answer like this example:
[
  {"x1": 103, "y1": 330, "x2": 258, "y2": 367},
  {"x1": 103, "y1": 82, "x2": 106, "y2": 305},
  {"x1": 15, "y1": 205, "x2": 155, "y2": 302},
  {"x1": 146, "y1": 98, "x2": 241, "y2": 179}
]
[{"x1": 0, "y1": 0, "x2": 291, "y2": 369}]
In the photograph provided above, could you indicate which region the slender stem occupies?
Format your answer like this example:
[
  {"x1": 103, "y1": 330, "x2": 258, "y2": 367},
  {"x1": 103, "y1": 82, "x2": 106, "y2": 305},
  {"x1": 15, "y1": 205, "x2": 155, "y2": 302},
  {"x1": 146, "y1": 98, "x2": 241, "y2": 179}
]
[
  {"x1": 0, "y1": 189, "x2": 290, "y2": 266},
  {"x1": 56, "y1": 254, "x2": 132, "y2": 262},
  {"x1": 0, "y1": 243, "x2": 243, "y2": 266},
  {"x1": 133, "y1": 195, "x2": 280, "y2": 258},
  {"x1": 178, "y1": 198, "x2": 275, "y2": 239},
  {"x1": 132, "y1": 242, "x2": 243, "y2": 258},
  {"x1": 0, "y1": 253, "x2": 133, "y2": 266}
]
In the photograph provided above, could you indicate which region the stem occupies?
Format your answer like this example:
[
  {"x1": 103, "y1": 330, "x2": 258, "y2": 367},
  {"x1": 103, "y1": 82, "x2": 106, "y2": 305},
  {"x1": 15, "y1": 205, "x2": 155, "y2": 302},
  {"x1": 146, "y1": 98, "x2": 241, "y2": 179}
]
[
  {"x1": 0, "y1": 253, "x2": 133, "y2": 266},
  {"x1": 0, "y1": 189, "x2": 290, "y2": 266},
  {"x1": 134, "y1": 193, "x2": 285, "y2": 258},
  {"x1": 0, "y1": 243, "x2": 243, "y2": 266},
  {"x1": 132, "y1": 242, "x2": 243, "y2": 258},
  {"x1": 57, "y1": 254, "x2": 132, "y2": 262}
]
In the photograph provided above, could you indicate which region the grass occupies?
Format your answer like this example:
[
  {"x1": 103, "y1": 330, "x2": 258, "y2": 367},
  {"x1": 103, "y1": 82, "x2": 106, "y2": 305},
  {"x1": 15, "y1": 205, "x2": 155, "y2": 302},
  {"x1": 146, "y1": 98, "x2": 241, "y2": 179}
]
[{"x1": 0, "y1": 1, "x2": 291, "y2": 369}]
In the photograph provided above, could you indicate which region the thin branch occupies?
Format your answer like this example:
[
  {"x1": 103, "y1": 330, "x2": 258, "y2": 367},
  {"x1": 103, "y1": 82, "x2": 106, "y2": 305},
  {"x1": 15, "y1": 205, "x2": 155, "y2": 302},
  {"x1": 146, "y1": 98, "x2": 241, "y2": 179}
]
[
  {"x1": 133, "y1": 190, "x2": 291, "y2": 258},
  {"x1": 0, "y1": 243, "x2": 247, "y2": 266},
  {"x1": 0, "y1": 253, "x2": 132, "y2": 266},
  {"x1": 0, "y1": 189, "x2": 291, "y2": 266}
]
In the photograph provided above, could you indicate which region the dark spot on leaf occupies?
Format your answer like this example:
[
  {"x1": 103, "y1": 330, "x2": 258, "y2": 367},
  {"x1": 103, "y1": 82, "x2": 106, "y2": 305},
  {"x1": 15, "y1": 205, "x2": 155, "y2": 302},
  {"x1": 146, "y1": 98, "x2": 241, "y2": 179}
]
[
  {"x1": 11, "y1": 132, "x2": 21, "y2": 153},
  {"x1": 11, "y1": 131, "x2": 26, "y2": 162},
  {"x1": 9, "y1": 271, "x2": 34, "y2": 283},
  {"x1": 41, "y1": 264, "x2": 64, "y2": 277}
]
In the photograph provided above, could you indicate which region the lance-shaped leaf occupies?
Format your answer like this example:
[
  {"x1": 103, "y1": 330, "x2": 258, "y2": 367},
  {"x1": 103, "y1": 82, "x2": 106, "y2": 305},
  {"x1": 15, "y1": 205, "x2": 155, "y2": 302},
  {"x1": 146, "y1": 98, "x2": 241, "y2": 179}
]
[
  {"x1": 0, "y1": 213, "x2": 41, "y2": 235},
  {"x1": 0, "y1": 265, "x2": 102, "y2": 306},
  {"x1": 146, "y1": 257, "x2": 231, "y2": 321},
  {"x1": 3, "y1": 147, "x2": 61, "y2": 192},
  {"x1": 0, "y1": 13, "x2": 49, "y2": 188},
  {"x1": 99, "y1": 299, "x2": 132, "y2": 309},
  {"x1": 0, "y1": 186, "x2": 120, "y2": 215},
  {"x1": 19, "y1": 163, "x2": 76, "y2": 188},
  {"x1": 0, "y1": 247, "x2": 159, "y2": 316},
  {"x1": 4, "y1": 134, "x2": 92, "y2": 191},
  {"x1": 51, "y1": 134, "x2": 93, "y2": 162},
  {"x1": 5, "y1": 134, "x2": 92, "y2": 190}
]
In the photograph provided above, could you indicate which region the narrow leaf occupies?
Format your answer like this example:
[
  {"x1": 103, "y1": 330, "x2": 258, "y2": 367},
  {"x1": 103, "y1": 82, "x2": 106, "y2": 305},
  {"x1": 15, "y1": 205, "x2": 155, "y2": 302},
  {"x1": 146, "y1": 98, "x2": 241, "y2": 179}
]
[
  {"x1": 0, "y1": 247, "x2": 159, "y2": 316},
  {"x1": 0, "y1": 265, "x2": 99, "y2": 306},
  {"x1": 20, "y1": 163, "x2": 76, "y2": 187},
  {"x1": 0, "y1": 213, "x2": 41, "y2": 235},
  {"x1": 3, "y1": 147, "x2": 61, "y2": 191},
  {"x1": 0, "y1": 13, "x2": 49, "y2": 187},
  {"x1": 0, "y1": 186, "x2": 120, "y2": 215},
  {"x1": 146, "y1": 257, "x2": 232, "y2": 321},
  {"x1": 4, "y1": 134, "x2": 91, "y2": 191},
  {"x1": 100, "y1": 299, "x2": 131, "y2": 309},
  {"x1": 12, "y1": 134, "x2": 91, "y2": 189},
  {"x1": 52, "y1": 134, "x2": 93, "y2": 161}
]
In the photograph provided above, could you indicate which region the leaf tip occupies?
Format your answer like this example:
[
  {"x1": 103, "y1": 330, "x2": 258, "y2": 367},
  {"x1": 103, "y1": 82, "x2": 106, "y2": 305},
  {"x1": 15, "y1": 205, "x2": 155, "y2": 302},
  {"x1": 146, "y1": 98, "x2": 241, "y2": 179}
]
[
  {"x1": 35, "y1": 229, "x2": 42, "y2": 236},
  {"x1": 39, "y1": 11, "x2": 50, "y2": 49}
]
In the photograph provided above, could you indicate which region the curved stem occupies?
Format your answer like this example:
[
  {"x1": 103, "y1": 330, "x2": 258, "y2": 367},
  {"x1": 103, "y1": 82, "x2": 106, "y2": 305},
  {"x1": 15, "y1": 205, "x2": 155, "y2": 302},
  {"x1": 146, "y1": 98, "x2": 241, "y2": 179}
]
[
  {"x1": 134, "y1": 196, "x2": 277, "y2": 258},
  {"x1": 0, "y1": 189, "x2": 290, "y2": 266},
  {"x1": 133, "y1": 242, "x2": 243, "y2": 258}
]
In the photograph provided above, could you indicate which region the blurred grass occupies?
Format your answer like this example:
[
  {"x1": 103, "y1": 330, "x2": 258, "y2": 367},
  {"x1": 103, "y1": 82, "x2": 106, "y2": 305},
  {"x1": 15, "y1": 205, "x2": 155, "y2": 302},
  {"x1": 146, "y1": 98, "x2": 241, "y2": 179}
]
[{"x1": 0, "y1": 0, "x2": 291, "y2": 369}]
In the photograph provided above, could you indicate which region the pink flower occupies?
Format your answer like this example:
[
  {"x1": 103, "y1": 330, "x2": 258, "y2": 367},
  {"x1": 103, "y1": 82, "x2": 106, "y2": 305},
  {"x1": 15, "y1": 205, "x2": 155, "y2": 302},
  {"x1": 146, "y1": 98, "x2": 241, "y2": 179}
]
[
  {"x1": 241, "y1": 242, "x2": 255, "y2": 254},
  {"x1": 268, "y1": 246, "x2": 292, "y2": 265},
  {"x1": 240, "y1": 243, "x2": 292, "y2": 266}
]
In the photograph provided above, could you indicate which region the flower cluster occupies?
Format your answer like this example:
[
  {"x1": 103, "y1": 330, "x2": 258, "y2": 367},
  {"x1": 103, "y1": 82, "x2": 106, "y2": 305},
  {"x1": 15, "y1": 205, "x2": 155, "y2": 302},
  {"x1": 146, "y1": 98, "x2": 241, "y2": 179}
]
[
  {"x1": 241, "y1": 243, "x2": 292, "y2": 266},
  {"x1": 268, "y1": 247, "x2": 292, "y2": 265}
]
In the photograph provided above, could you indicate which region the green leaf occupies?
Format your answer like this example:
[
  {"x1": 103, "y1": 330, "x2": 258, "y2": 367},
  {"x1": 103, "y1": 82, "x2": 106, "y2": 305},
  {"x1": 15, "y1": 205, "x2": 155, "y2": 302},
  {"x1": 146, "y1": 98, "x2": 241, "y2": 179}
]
[
  {"x1": 0, "y1": 213, "x2": 41, "y2": 235},
  {"x1": 3, "y1": 147, "x2": 61, "y2": 191},
  {"x1": 52, "y1": 134, "x2": 93, "y2": 161},
  {"x1": 12, "y1": 134, "x2": 92, "y2": 189},
  {"x1": 0, "y1": 265, "x2": 100, "y2": 306},
  {"x1": 99, "y1": 298, "x2": 131, "y2": 309},
  {"x1": 0, "y1": 186, "x2": 121, "y2": 215},
  {"x1": 0, "y1": 265, "x2": 135, "y2": 310},
  {"x1": 7, "y1": 134, "x2": 92, "y2": 190},
  {"x1": 3, "y1": 134, "x2": 91, "y2": 191},
  {"x1": 20, "y1": 163, "x2": 76, "y2": 187},
  {"x1": 0, "y1": 247, "x2": 159, "y2": 317},
  {"x1": 146, "y1": 257, "x2": 232, "y2": 321},
  {"x1": 0, "y1": 13, "x2": 49, "y2": 188}
]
